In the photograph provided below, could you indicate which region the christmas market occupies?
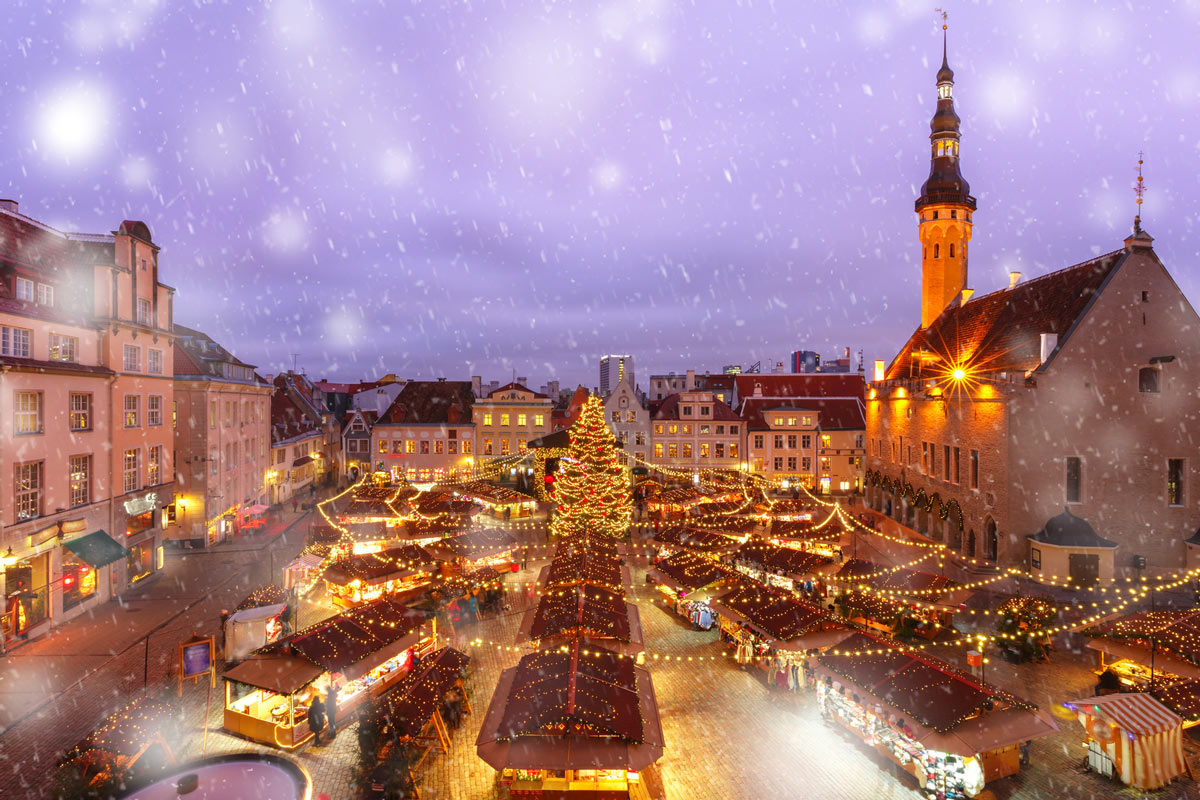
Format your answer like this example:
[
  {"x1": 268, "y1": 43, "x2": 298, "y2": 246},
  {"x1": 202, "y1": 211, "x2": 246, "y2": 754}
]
[
  {"x1": 647, "y1": 551, "x2": 742, "y2": 630},
  {"x1": 322, "y1": 544, "x2": 438, "y2": 608},
  {"x1": 518, "y1": 583, "x2": 645, "y2": 657},
  {"x1": 709, "y1": 583, "x2": 849, "y2": 655},
  {"x1": 425, "y1": 528, "x2": 519, "y2": 573},
  {"x1": 370, "y1": 647, "x2": 472, "y2": 760},
  {"x1": 1084, "y1": 609, "x2": 1200, "y2": 687},
  {"x1": 221, "y1": 598, "x2": 436, "y2": 748},
  {"x1": 651, "y1": 526, "x2": 740, "y2": 557}
]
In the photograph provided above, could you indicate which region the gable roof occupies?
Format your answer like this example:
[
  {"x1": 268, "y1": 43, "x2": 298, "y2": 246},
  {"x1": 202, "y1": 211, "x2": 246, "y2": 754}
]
[
  {"x1": 740, "y1": 397, "x2": 865, "y2": 430},
  {"x1": 172, "y1": 324, "x2": 258, "y2": 381},
  {"x1": 733, "y1": 373, "x2": 864, "y2": 402},
  {"x1": 653, "y1": 393, "x2": 740, "y2": 421},
  {"x1": 377, "y1": 380, "x2": 475, "y2": 426},
  {"x1": 271, "y1": 390, "x2": 320, "y2": 444},
  {"x1": 487, "y1": 381, "x2": 549, "y2": 399},
  {"x1": 885, "y1": 250, "x2": 1124, "y2": 381}
]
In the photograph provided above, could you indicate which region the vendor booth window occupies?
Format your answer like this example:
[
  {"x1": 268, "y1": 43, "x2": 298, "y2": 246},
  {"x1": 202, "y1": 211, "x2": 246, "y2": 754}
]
[
  {"x1": 62, "y1": 552, "x2": 97, "y2": 610},
  {"x1": 127, "y1": 544, "x2": 152, "y2": 582}
]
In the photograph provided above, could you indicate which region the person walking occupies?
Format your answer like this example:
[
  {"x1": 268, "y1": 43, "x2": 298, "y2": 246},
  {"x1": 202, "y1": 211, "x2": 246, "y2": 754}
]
[
  {"x1": 292, "y1": 496, "x2": 299, "y2": 513},
  {"x1": 325, "y1": 681, "x2": 339, "y2": 741},
  {"x1": 306, "y1": 695, "x2": 326, "y2": 744}
]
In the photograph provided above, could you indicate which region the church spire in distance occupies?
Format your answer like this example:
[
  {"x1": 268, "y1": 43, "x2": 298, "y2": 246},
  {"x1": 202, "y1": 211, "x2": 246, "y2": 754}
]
[{"x1": 917, "y1": 11, "x2": 977, "y2": 329}]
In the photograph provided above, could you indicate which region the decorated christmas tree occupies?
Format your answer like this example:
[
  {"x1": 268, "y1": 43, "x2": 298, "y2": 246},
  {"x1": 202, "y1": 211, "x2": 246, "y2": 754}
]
[{"x1": 550, "y1": 394, "x2": 632, "y2": 539}]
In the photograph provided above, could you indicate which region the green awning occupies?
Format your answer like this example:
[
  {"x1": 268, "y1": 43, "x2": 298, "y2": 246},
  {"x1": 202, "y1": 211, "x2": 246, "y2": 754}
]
[{"x1": 63, "y1": 530, "x2": 128, "y2": 568}]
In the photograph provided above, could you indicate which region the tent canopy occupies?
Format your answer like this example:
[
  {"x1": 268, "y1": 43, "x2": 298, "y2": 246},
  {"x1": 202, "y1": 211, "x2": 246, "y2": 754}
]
[
  {"x1": 64, "y1": 530, "x2": 127, "y2": 568},
  {"x1": 223, "y1": 653, "x2": 323, "y2": 695},
  {"x1": 1068, "y1": 692, "x2": 1182, "y2": 736}
]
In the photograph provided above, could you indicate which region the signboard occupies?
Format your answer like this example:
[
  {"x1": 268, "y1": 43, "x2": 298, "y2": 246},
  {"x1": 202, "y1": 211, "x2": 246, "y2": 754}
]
[
  {"x1": 177, "y1": 634, "x2": 216, "y2": 695},
  {"x1": 124, "y1": 492, "x2": 159, "y2": 517}
]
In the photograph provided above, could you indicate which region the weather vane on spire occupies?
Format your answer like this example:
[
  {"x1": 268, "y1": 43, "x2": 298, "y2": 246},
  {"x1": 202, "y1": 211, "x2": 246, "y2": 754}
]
[
  {"x1": 936, "y1": 8, "x2": 948, "y2": 30},
  {"x1": 1134, "y1": 151, "x2": 1146, "y2": 233}
]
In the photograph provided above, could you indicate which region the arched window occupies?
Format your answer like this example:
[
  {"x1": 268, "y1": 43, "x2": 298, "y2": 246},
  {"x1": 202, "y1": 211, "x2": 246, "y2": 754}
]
[
  {"x1": 985, "y1": 518, "x2": 998, "y2": 562},
  {"x1": 934, "y1": 244, "x2": 940, "y2": 258},
  {"x1": 949, "y1": 244, "x2": 955, "y2": 258}
]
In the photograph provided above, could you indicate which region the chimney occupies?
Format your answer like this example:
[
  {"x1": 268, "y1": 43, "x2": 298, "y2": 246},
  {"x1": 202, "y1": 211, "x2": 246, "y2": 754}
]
[
  {"x1": 685, "y1": 369, "x2": 695, "y2": 391},
  {"x1": 753, "y1": 382, "x2": 763, "y2": 397},
  {"x1": 517, "y1": 376, "x2": 527, "y2": 386},
  {"x1": 844, "y1": 346, "x2": 851, "y2": 359},
  {"x1": 774, "y1": 361, "x2": 785, "y2": 374},
  {"x1": 1040, "y1": 333, "x2": 1058, "y2": 364},
  {"x1": 471, "y1": 376, "x2": 482, "y2": 397},
  {"x1": 0, "y1": 199, "x2": 17, "y2": 214},
  {"x1": 1009, "y1": 271, "x2": 1022, "y2": 289}
]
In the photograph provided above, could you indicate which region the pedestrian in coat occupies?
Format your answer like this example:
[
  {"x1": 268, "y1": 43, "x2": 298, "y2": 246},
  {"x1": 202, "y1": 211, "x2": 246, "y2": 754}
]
[
  {"x1": 306, "y1": 696, "x2": 325, "y2": 743},
  {"x1": 292, "y1": 497, "x2": 299, "y2": 513}
]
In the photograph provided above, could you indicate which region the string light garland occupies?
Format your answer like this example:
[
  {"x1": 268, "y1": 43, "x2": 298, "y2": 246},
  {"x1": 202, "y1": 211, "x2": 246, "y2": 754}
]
[{"x1": 550, "y1": 396, "x2": 633, "y2": 540}]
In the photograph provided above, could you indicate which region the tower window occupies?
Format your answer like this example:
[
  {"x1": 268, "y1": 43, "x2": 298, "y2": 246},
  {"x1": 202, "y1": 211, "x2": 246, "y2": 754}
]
[
  {"x1": 949, "y1": 244, "x2": 955, "y2": 258},
  {"x1": 932, "y1": 211, "x2": 939, "y2": 220},
  {"x1": 950, "y1": 210, "x2": 957, "y2": 219},
  {"x1": 1141, "y1": 291, "x2": 1149, "y2": 303},
  {"x1": 934, "y1": 244, "x2": 940, "y2": 258}
]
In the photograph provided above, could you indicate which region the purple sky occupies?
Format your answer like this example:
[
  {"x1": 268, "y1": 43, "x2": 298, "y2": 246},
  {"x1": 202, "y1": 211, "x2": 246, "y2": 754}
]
[{"x1": 3, "y1": 1, "x2": 1198, "y2": 388}]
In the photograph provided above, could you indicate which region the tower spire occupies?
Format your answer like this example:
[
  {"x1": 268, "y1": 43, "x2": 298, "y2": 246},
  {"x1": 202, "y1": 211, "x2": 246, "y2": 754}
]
[{"x1": 916, "y1": 13, "x2": 977, "y2": 329}]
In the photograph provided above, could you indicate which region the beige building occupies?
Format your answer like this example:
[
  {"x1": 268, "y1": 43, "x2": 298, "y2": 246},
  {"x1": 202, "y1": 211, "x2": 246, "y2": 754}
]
[
  {"x1": 0, "y1": 204, "x2": 176, "y2": 641},
  {"x1": 169, "y1": 325, "x2": 272, "y2": 547},
  {"x1": 268, "y1": 391, "x2": 323, "y2": 506},
  {"x1": 864, "y1": 43, "x2": 1200, "y2": 583},
  {"x1": 604, "y1": 376, "x2": 649, "y2": 465},
  {"x1": 474, "y1": 382, "x2": 553, "y2": 463},
  {"x1": 650, "y1": 391, "x2": 742, "y2": 472},
  {"x1": 371, "y1": 380, "x2": 476, "y2": 483}
]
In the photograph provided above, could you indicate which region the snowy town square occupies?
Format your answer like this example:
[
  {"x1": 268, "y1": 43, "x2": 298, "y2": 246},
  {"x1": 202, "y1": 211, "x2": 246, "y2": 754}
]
[{"x1": 3, "y1": 3, "x2": 1200, "y2": 800}]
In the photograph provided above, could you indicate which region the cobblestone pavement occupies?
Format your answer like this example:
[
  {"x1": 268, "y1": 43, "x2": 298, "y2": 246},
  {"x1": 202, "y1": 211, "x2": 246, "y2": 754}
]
[{"x1": 9, "y1": 518, "x2": 1200, "y2": 800}]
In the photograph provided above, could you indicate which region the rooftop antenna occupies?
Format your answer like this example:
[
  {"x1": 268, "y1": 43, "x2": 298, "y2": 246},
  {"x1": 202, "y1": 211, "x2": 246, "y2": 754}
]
[{"x1": 1134, "y1": 151, "x2": 1146, "y2": 234}]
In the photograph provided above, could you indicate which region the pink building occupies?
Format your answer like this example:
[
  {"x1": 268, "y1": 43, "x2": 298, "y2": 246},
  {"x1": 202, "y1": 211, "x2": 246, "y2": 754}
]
[{"x1": 0, "y1": 202, "x2": 175, "y2": 641}]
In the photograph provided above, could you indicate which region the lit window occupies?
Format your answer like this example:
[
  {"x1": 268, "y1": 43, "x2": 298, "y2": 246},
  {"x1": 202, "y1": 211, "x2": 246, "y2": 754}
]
[
  {"x1": 774, "y1": 416, "x2": 784, "y2": 426},
  {"x1": 462, "y1": 440, "x2": 472, "y2": 454},
  {"x1": 518, "y1": 413, "x2": 527, "y2": 426},
  {"x1": 15, "y1": 461, "x2": 42, "y2": 520},
  {"x1": 148, "y1": 446, "x2": 162, "y2": 486},
  {"x1": 483, "y1": 413, "x2": 493, "y2": 426},
  {"x1": 700, "y1": 443, "x2": 709, "y2": 458},
  {"x1": 1168, "y1": 459, "x2": 1184, "y2": 506},
  {"x1": 500, "y1": 440, "x2": 510, "y2": 456},
  {"x1": 500, "y1": 414, "x2": 510, "y2": 426},
  {"x1": 801, "y1": 416, "x2": 812, "y2": 426},
  {"x1": 820, "y1": 434, "x2": 832, "y2": 448},
  {"x1": 668, "y1": 443, "x2": 677, "y2": 458},
  {"x1": 70, "y1": 393, "x2": 91, "y2": 430},
  {"x1": 379, "y1": 440, "x2": 387, "y2": 454},
  {"x1": 70, "y1": 455, "x2": 90, "y2": 507},
  {"x1": 681, "y1": 425, "x2": 691, "y2": 434},
  {"x1": 210, "y1": 399, "x2": 217, "y2": 428},
  {"x1": 787, "y1": 417, "x2": 797, "y2": 426},
  {"x1": 518, "y1": 439, "x2": 527, "y2": 453},
  {"x1": 682, "y1": 443, "x2": 692, "y2": 458},
  {"x1": 730, "y1": 443, "x2": 738, "y2": 458},
  {"x1": 393, "y1": 440, "x2": 403, "y2": 454},
  {"x1": 484, "y1": 439, "x2": 494, "y2": 455},
  {"x1": 535, "y1": 414, "x2": 545, "y2": 426},
  {"x1": 407, "y1": 440, "x2": 416, "y2": 454},
  {"x1": 124, "y1": 394, "x2": 140, "y2": 427},
  {"x1": 49, "y1": 334, "x2": 78, "y2": 362},
  {"x1": 434, "y1": 440, "x2": 444, "y2": 454},
  {"x1": 654, "y1": 443, "x2": 663, "y2": 458},
  {"x1": 15, "y1": 392, "x2": 41, "y2": 434}
]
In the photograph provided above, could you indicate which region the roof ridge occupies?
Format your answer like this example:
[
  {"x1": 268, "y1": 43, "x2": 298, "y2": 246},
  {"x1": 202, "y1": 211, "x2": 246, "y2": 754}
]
[{"x1": 966, "y1": 249, "x2": 1123, "y2": 305}]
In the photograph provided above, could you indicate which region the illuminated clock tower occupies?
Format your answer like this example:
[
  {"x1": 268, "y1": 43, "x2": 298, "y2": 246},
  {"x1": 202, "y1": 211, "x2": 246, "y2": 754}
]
[{"x1": 916, "y1": 28, "x2": 976, "y2": 329}]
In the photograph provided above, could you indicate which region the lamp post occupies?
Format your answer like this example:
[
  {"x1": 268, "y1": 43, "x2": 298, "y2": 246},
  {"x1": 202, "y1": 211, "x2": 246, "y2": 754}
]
[
  {"x1": 1, "y1": 547, "x2": 19, "y2": 654},
  {"x1": 976, "y1": 633, "x2": 988, "y2": 685}
]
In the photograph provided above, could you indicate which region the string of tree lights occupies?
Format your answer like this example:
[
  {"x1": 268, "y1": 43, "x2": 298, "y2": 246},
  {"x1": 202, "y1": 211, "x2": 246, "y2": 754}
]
[{"x1": 550, "y1": 396, "x2": 632, "y2": 540}]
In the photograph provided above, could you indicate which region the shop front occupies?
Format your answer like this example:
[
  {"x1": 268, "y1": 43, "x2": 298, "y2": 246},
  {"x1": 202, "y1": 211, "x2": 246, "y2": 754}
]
[
  {"x1": 322, "y1": 544, "x2": 438, "y2": 609},
  {"x1": 62, "y1": 530, "x2": 129, "y2": 615},
  {"x1": 647, "y1": 550, "x2": 741, "y2": 631},
  {"x1": 427, "y1": 529, "x2": 518, "y2": 574},
  {"x1": 222, "y1": 598, "x2": 436, "y2": 749},
  {"x1": 120, "y1": 490, "x2": 169, "y2": 588}
]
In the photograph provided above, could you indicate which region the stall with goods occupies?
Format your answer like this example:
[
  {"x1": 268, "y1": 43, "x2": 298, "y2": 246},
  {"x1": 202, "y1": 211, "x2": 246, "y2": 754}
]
[
  {"x1": 814, "y1": 632, "x2": 1055, "y2": 798},
  {"x1": 648, "y1": 551, "x2": 741, "y2": 630},
  {"x1": 517, "y1": 584, "x2": 644, "y2": 657},
  {"x1": 539, "y1": 548, "x2": 631, "y2": 594},
  {"x1": 1064, "y1": 692, "x2": 1187, "y2": 790},
  {"x1": 222, "y1": 598, "x2": 434, "y2": 748},
  {"x1": 732, "y1": 541, "x2": 835, "y2": 596},
  {"x1": 652, "y1": 526, "x2": 739, "y2": 557},
  {"x1": 476, "y1": 641, "x2": 664, "y2": 799},
  {"x1": 1084, "y1": 609, "x2": 1200, "y2": 689},
  {"x1": 322, "y1": 544, "x2": 437, "y2": 608},
  {"x1": 455, "y1": 481, "x2": 538, "y2": 518},
  {"x1": 831, "y1": 558, "x2": 962, "y2": 639},
  {"x1": 368, "y1": 647, "x2": 471, "y2": 760},
  {"x1": 224, "y1": 603, "x2": 286, "y2": 663},
  {"x1": 426, "y1": 528, "x2": 518, "y2": 573}
]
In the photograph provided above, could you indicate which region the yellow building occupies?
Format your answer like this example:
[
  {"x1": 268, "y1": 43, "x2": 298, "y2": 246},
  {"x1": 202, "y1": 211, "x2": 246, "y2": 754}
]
[{"x1": 474, "y1": 382, "x2": 553, "y2": 465}]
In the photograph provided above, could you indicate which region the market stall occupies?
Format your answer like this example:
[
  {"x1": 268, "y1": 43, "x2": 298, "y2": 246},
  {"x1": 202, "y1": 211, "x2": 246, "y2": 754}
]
[
  {"x1": 454, "y1": 481, "x2": 538, "y2": 518},
  {"x1": 425, "y1": 528, "x2": 518, "y2": 573},
  {"x1": 1064, "y1": 692, "x2": 1187, "y2": 790},
  {"x1": 814, "y1": 632, "x2": 1056, "y2": 798},
  {"x1": 283, "y1": 551, "x2": 326, "y2": 591},
  {"x1": 517, "y1": 584, "x2": 645, "y2": 657},
  {"x1": 476, "y1": 640, "x2": 664, "y2": 799},
  {"x1": 224, "y1": 603, "x2": 286, "y2": 663},
  {"x1": 373, "y1": 647, "x2": 471, "y2": 758},
  {"x1": 222, "y1": 598, "x2": 435, "y2": 749},
  {"x1": 238, "y1": 504, "x2": 270, "y2": 533},
  {"x1": 322, "y1": 544, "x2": 438, "y2": 608},
  {"x1": 539, "y1": 548, "x2": 631, "y2": 594},
  {"x1": 648, "y1": 551, "x2": 742, "y2": 630},
  {"x1": 732, "y1": 541, "x2": 836, "y2": 595},
  {"x1": 710, "y1": 583, "x2": 850, "y2": 676},
  {"x1": 652, "y1": 526, "x2": 739, "y2": 557},
  {"x1": 1085, "y1": 609, "x2": 1200, "y2": 688}
]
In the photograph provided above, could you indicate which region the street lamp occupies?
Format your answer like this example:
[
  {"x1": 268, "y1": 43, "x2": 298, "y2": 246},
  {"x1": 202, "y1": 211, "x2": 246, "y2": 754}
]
[{"x1": 1, "y1": 547, "x2": 18, "y2": 570}]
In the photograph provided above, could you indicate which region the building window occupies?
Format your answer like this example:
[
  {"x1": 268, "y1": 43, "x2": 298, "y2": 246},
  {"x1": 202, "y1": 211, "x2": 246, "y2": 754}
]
[
  {"x1": 773, "y1": 457, "x2": 784, "y2": 471},
  {"x1": 418, "y1": 440, "x2": 428, "y2": 455},
  {"x1": 802, "y1": 456, "x2": 812, "y2": 471},
  {"x1": 953, "y1": 447, "x2": 961, "y2": 484},
  {"x1": 148, "y1": 395, "x2": 163, "y2": 426},
  {"x1": 1139, "y1": 367, "x2": 1159, "y2": 393},
  {"x1": 700, "y1": 406, "x2": 710, "y2": 416},
  {"x1": 462, "y1": 440, "x2": 472, "y2": 454},
  {"x1": 820, "y1": 457, "x2": 831, "y2": 473},
  {"x1": 700, "y1": 443, "x2": 710, "y2": 458},
  {"x1": 137, "y1": 298, "x2": 152, "y2": 326},
  {"x1": 69, "y1": 455, "x2": 91, "y2": 507},
  {"x1": 729, "y1": 443, "x2": 738, "y2": 458},
  {"x1": 943, "y1": 445, "x2": 951, "y2": 480},
  {"x1": 378, "y1": 439, "x2": 387, "y2": 454},
  {"x1": 668, "y1": 443, "x2": 678, "y2": 458},
  {"x1": 15, "y1": 277, "x2": 34, "y2": 301},
  {"x1": 820, "y1": 434, "x2": 832, "y2": 448},
  {"x1": 147, "y1": 348, "x2": 163, "y2": 374},
  {"x1": 1030, "y1": 548, "x2": 1041, "y2": 570},
  {"x1": 518, "y1": 413, "x2": 527, "y2": 426},
  {"x1": 518, "y1": 439, "x2": 527, "y2": 453},
  {"x1": 36, "y1": 283, "x2": 54, "y2": 306},
  {"x1": 774, "y1": 435, "x2": 784, "y2": 449},
  {"x1": 448, "y1": 440, "x2": 458, "y2": 454},
  {"x1": 124, "y1": 394, "x2": 140, "y2": 427},
  {"x1": 173, "y1": 400, "x2": 178, "y2": 429},
  {"x1": 611, "y1": 411, "x2": 620, "y2": 422},
  {"x1": 69, "y1": 393, "x2": 92, "y2": 431},
  {"x1": 801, "y1": 434, "x2": 811, "y2": 449},
  {"x1": 730, "y1": 425, "x2": 738, "y2": 435},
  {"x1": 535, "y1": 414, "x2": 545, "y2": 426},
  {"x1": 753, "y1": 435, "x2": 764, "y2": 449},
  {"x1": 148, "y1": 446, "x2": 162, "y2": 486},
  {"x1": 970, "y1": 449, "x2": 979, "y2": 489},
  {"x1": 484, "y1": 439, "x2": 493, "y2": 455},
  {"x1": 406, "y1": 440, "x2": 416, "y2": 454},
  {"x1": 682, "y1": 406, "x2": 693, "y2": 416},
  {"x1": 124, "y1": 449, "x2": 140, "y2": 493},
  {"x1": 124, "y1": 344, "x2": 141, "y2": 371},
  {"x1": 1066, "y1": 457, "x2": 1083, "y2": 504},
  {"x1": 15, "y1": 391, "x2": 41, "y2": 434},
  {"x1": 654, "y1": 443, "x2": 663, "y2": 458},
  {"x1": 716, "y1": 442, "x2": 725, "y2": 458},
  {"x1": 500, "y1": 440, "x2": 511, "y2": 456},
  {"x1": 211, "y1": 447, "x2": 219, "y2": 474},
  {"x1": 934, "y1": 244, "x2": 940, "y2": 258},
  {"x1": 787, "y1": 435, "x2": 797, "y2": 449},
  {"x1": 48, "y1": 333, "x2": 78, "y2": 362},
  {"x1": 1168, "y1": 458, "x2": 1185, "y2": 506},
  {"x1": 1, "y1": 325, "x2": 32, "y2": 357},
  {"x1": 209, "y1": 399, "x2": 217, "y2": 428},
  {"x1": 15, "y1": 462, "x2": 42, "y2": 520},
  {"x1": 949, "y1": 244, "x2": 955, "y2": 258},
  {"x1": 499, "y1": 413, "x2": 510, "y2": 426},
  {"x1": 635, "y1": 432, "x2": 646, "y2": 445},
  {"x1": 483, "y1": 413, "x2": 493, "y2": 426},
  {"x1": 626, "y1": 411, "x2": 635, "y2": 422}
]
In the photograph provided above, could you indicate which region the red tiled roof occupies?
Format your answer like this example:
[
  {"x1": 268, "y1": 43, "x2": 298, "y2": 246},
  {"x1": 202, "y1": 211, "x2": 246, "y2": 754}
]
[
  {"x1": 653, "y1": 393, "x2": 741, "y2": 421},
  {"x1": 734, "y1": 373, "x2": 864, "y2": 400},
  {"x1": 885, "y1": 250, "x2": 1124, "y2": 381},
  {"x1": 740, "y1": 397, "x2": 865, "y2": 430},
  {"x1": 271, "y1": 390, "x2": 319, "y2": 443},
  {"x1": 378, "y1": 380, "x2": 475, "y2": 425}
]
